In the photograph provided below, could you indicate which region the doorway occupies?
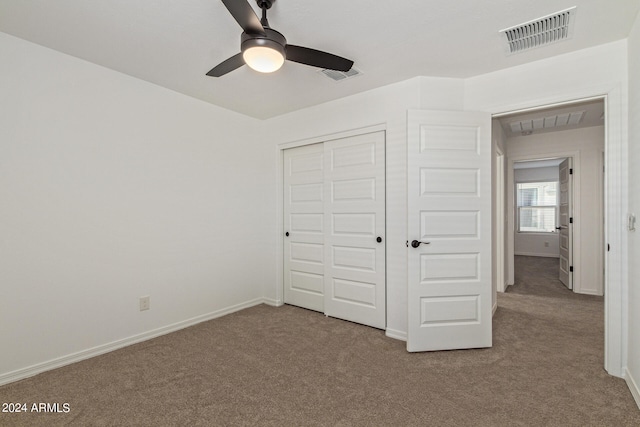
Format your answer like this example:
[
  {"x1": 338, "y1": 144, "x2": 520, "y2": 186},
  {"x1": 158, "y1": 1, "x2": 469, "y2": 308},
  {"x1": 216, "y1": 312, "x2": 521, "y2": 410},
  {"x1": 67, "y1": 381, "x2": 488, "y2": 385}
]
[
  {"x1": 496, "y1": 98, "x2": 605, "y2": 296},
  {"x1": 511, "y1": 157, "x2": 572, "y2": 289},
  {"x1": 494, "y1": 98, "x2": 616, "y2": 364}
]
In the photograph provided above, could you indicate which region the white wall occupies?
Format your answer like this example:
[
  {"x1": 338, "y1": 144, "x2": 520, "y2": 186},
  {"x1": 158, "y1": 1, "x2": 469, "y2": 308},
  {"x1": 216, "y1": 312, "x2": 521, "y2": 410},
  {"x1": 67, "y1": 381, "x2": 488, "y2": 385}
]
[
  {"x1": 514, "y1": 166, "x2": 559, "y2": 182},
  {"x1": 513, "y1": 166, "x2": 561, "y2": 258},
  {"x1": 514, "y1": 233, "x2": 560, "y2": 258},
  {"x1": 263, "y1": 76, "x2": 465, "y2": 340},
  {"x1": 0, "y1": 33, "x2": 271, "y2": 383},
  {"x1": 507, "y1": 127, "x2": 604, "y2": 294},
  {"x1": 626, "y1": 9, "x2": 640, "y2": 407}
]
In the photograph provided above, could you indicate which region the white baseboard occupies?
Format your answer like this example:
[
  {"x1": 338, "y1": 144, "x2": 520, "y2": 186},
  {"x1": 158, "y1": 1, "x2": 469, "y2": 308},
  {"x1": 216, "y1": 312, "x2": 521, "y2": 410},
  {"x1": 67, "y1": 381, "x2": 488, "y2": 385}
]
[
  {"x1": 626, "y1": 368, "x2": 640, "y2": 410},
  {"x1": 498, "y1": 281, "x2": 512, "y2": 293},
  {"x1": 575, "y1": 289, "x2": 603, "y2": 296},
  {"x1": 514, "y1": 252, "x2": 560, "y2": 258},
  {"x1": 386, "y1": 328, "x2": 407, "y2": 341},
  {"x1": 0, "y1": 298, "x2": 268, "y2": 387},
  {"x1": 263, "y1": 297, "x2": 283, "y2": 307}
]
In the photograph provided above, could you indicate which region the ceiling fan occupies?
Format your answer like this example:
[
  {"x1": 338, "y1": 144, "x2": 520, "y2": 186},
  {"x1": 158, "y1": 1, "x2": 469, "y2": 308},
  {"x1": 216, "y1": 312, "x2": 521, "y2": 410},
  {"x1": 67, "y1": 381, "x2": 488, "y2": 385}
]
[{"x1": 207, "y1": 0, "x2": 354, "y2": 77}]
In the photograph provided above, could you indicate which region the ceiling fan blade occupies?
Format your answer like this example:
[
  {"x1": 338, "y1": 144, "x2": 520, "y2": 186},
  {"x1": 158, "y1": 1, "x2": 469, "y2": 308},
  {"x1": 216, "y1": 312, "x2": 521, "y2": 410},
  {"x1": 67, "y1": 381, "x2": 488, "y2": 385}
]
[
  {"x1": 221, "y1": 0, "x2": 265, "y2": 36},
  {"x1": 206, "y1": 53, "x2": 245, "y2": 77},
  {"x1": 286, "y1": 45, "x2": 353, "y2": 72}
]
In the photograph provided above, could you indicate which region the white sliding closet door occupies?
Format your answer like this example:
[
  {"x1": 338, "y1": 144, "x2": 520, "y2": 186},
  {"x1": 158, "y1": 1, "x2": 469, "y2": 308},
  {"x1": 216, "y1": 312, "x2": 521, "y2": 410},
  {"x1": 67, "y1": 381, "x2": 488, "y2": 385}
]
[
  {"x1": 283, "y1": 143, "x2": 325, "y2": 312},
  {"x1": 324, "y1": 132, "x2": 386, "y2": 329},
  {"x1": 283, "y1": 132, "x2": 386, "y2": 329}
]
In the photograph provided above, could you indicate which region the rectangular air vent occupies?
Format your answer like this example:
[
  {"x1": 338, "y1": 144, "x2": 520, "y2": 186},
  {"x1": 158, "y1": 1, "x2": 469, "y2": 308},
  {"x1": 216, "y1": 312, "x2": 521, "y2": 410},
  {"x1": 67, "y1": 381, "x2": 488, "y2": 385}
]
[
  {"x1": 509, "y1": 110, "x2": 585, "y2": 134},
  {"x1": 500, "y1": 7, "x2": 576, "y2": 54},
  {"x1": 320, "y1": 67, "x2": 362, "y2": 82}
]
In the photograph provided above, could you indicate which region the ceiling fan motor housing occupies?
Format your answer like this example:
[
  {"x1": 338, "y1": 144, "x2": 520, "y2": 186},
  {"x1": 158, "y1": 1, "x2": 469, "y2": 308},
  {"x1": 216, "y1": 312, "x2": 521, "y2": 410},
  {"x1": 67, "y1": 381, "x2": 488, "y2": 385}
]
[{"x1": 241, "y1": 28, "x2": 286, "y2": 57}]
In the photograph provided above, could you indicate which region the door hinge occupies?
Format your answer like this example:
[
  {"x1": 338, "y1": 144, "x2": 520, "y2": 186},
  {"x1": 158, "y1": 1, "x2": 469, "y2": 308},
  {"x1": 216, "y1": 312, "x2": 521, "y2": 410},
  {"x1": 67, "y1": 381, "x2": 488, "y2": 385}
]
[
  {"x1": 607, "y1": 244, "x2": 610, "y2": 252},
  {"x1": 569, "y1": 168, "x2": 573, "y2": 175},
  {"x1": 569, "y1": 217, "x2": 573, "y2": 224},
  {"x1": 570, "y1": 266, "x2": 574, "y2": 272}
]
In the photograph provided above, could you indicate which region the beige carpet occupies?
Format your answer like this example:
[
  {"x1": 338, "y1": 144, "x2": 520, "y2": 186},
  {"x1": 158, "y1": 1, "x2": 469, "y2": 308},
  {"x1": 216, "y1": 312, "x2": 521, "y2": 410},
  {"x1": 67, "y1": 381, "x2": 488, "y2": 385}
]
[{"x1": 1, "y1": 255, "x2": 638, "y2": 426}]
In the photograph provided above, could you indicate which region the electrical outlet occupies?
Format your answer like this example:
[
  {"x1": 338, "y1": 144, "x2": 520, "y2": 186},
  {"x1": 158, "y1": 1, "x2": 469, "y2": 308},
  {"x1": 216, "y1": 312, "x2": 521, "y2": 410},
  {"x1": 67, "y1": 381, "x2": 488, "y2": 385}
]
[
  {"x1": 139, "y1": 296, "x2": 150, "y2": 311},
  {"x1": 544, "y1": 241, "x2": 549, "y2": 247}
]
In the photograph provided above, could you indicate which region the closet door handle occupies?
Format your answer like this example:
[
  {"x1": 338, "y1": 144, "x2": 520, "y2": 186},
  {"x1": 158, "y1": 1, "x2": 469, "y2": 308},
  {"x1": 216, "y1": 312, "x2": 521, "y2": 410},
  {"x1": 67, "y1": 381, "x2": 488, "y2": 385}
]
[
  {"x1": 411, "y1": 240, "x2": 430, "y2": 248},
  {"x1": 376, "y1": 237, "x2": 382, "y2": 243}
]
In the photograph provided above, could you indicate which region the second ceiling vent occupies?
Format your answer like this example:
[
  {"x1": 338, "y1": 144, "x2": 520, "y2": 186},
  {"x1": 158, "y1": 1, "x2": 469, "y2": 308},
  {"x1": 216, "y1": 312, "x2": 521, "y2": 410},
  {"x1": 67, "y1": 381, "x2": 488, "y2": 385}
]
[
  {"x1": 320, "y1": 67, "x2": 362, "y2": 82},
  {"x1": 500, "y1": 7, "x2": 576, "y2": 54}
]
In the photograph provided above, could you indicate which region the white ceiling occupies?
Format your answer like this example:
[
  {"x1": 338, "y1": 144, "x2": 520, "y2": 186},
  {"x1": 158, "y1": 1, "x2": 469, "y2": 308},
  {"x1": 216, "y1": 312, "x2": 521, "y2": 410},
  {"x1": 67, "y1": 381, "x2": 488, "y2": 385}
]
[{"x1": 1, "y1": 1, "x2": 638, "y2": 119}]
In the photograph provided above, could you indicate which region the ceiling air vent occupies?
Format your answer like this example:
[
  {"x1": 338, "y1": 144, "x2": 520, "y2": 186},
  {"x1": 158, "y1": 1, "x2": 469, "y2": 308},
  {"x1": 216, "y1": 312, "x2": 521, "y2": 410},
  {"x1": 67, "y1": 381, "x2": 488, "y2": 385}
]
[
  {"x1": 320, "y1": 66, "x2": 362, "y2": 82},
  {"x1": 509, "y1": 110, "x2": 585, "y2": 135},
  {"x1": 500, "y1": 7, "x2": 576, "y2": 54}
]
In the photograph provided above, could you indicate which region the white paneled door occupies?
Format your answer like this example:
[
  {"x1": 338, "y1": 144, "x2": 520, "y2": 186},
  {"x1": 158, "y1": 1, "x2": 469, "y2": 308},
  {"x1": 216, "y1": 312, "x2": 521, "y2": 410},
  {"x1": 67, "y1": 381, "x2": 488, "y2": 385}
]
[
  {"x1": 407, "y1": 110, "x2": 492, "y2": 352},
  {"x1": 324, "y1": 132, "x2": 386, "y2": 329},
  {"x1": 283, "y1": 132, "x2": 386, "y2": 329},
  {"x1": 283, "y1": 143, "x2": 325, "y2": 312},
  {"x1": 558, "y1": 158, "x2": 573, "y2": 289}
]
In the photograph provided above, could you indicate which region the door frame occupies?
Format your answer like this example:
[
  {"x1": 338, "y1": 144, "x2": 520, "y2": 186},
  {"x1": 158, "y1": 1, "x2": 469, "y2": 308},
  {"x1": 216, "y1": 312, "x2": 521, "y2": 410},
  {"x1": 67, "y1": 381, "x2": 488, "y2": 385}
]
[
  {"x1": 495, "y1": 147, "x2": 506, "y2": 294},
  {"x1": 489, "y1": 90, "x2": 625, "y2": 378},
  {"x1": 274, "y1": 124, "x2": 387, "y2": 307},
  {"x1": 506, "y1": 152, "x2": 580, "y2": 290}
]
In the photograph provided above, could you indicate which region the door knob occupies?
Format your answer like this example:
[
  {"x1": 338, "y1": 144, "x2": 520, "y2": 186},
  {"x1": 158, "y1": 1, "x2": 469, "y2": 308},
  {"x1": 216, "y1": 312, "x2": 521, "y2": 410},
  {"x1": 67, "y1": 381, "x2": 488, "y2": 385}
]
[
  {"x1": 285, "y1": 232, "x2": 289, "y2": 237},
  {"x1": 377, "y1": 237, "x2": 382, "y2": 243},
  {"x1": 411, "y1": 240, "x2": 430, "y2": 248}
]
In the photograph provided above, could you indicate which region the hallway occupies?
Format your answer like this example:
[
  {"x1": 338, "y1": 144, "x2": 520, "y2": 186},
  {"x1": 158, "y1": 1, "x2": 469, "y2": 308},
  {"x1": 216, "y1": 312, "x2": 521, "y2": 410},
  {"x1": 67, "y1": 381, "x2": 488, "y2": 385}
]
[{"x1": 493, "y1": 256, "x2": 638, "y2": 423}]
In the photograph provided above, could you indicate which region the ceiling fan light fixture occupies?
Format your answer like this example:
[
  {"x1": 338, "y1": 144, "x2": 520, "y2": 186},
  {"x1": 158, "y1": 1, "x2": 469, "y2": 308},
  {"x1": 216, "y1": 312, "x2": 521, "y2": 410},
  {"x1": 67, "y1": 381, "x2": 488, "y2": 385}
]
[
  {"x1": 242, "y1": 37, "x2": 286, "y2": 73},
  {"x1": 243, "y1": 46, "x2": 284, "y2": 73},
  {"x1": 207, "y1": 0, "x2": 354, "y2": 77}
]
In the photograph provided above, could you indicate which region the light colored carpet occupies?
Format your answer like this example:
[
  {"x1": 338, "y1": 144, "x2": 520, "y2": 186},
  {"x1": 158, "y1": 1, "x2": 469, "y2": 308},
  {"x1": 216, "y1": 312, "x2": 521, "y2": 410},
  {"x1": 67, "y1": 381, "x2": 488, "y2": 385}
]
[{"x1": 1, "y1": 255, "x2": 638, "y2": 426}]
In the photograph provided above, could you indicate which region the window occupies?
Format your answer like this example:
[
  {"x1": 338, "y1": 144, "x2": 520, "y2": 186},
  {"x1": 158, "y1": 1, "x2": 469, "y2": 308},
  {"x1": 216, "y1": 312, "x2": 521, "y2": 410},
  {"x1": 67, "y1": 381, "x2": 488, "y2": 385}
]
[{"x1": 517, "y1": 181, "x2": 558, "y2": 232}]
